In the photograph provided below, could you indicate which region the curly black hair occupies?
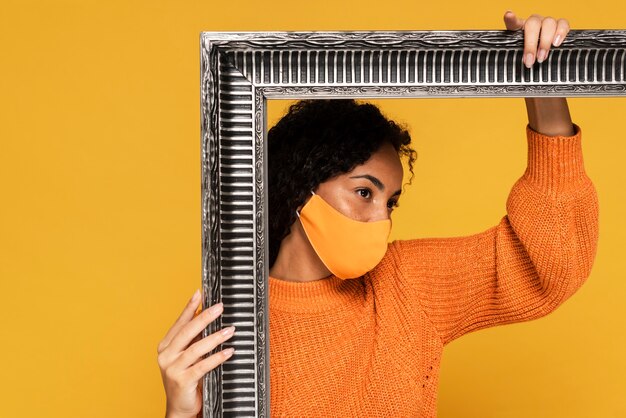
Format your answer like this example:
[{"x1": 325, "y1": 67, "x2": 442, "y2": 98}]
[{"x1": 267, "y1": 99, "x2": 418, "y2": 269}]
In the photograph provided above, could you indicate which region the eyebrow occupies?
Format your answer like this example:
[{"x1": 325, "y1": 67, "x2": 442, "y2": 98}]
[{"x1": 349, "y1": 174, "x2": 402, "y2": 197}]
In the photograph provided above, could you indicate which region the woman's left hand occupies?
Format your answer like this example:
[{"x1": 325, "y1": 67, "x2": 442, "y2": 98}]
[
  {"x1": 503, "y1": 11, "x2": 571, "y2": 69},
  {"x1": 506, "y1": 11, "x2": 576, "y2": 136}
]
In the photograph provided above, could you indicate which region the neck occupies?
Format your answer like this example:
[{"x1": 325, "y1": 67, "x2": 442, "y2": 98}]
[{"x1": 269, "y1": 217, "x2": 332, "y2": 282}]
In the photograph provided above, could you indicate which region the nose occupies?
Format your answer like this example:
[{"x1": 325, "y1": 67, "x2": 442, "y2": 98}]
[{"x1": 368, "y1": 203, "x2": 391, "y2": 223}]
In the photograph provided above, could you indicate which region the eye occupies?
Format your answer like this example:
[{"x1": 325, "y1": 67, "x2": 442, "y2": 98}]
[
  {"x1": 357, "y1": 188, "x2": 372, "y2": 199},
  {"x1": 387, "y1": 200, "x2": 400, "y2": 210}
]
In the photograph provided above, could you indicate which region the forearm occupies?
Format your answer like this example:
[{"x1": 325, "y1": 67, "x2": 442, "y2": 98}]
[{"x1": 524, "y1": 97, "x2": 576, "y2": 136}]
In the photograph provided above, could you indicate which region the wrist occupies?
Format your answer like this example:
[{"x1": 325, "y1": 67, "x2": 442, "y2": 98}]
[
  {"x1": 524, "y1": 97, "x2": 575, "y2": 136},
  {"x1": 165, "y1": 410, "x2": 198, "y2": 418}
]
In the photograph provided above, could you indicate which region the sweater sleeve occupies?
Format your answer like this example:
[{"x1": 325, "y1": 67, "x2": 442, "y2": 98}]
[{"x1": 389, "y1": 123, "x2": 599, "y2": 347}]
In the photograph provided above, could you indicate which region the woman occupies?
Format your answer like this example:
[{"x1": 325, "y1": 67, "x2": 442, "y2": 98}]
[{"x1": 158, "y1": 11, "x2": 599, "y2": 418}]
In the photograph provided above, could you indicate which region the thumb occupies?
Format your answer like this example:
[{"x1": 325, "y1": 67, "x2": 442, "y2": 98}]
[{"x1": 504, "y1": 11, "x2": 525, "y2": 30}]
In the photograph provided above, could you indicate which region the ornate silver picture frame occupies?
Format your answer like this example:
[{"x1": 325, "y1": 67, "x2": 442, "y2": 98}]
[{"x1": 199, "y1": 29, "x2": 626, "y2": 418}]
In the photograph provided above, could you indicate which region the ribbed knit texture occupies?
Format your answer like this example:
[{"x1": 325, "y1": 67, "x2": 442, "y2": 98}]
[{"x1": 268, "y1": 123, "x2": 599, "y2": 417}]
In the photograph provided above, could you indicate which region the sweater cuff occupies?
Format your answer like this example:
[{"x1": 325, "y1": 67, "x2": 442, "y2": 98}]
[{"x1": 523, "y1": 123, "x2": 589, "y2": 197}]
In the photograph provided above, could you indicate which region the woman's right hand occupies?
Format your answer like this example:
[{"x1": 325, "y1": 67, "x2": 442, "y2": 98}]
[{"x1": 157, "y1": 289, "x2": 236, "y2": 418}]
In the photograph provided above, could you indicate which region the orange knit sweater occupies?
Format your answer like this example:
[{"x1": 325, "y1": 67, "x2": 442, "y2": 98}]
[{"x1": 267, "y1": 123, "x2": 599, "y2": 417}]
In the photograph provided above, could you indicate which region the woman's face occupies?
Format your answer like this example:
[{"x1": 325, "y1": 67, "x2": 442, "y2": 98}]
[{"x1": 309, "y1": 142, "x2": 405, "y2": 223}]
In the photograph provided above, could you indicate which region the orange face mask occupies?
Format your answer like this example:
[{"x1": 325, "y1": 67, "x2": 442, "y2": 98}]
[{"x1": 296, "y1": 191, "x2": 391, "y2": 280}]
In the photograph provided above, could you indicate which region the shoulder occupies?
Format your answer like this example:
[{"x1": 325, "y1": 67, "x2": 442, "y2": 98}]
[{"x1": 365, "y1": 241, "x2": 406, "y2": 292}]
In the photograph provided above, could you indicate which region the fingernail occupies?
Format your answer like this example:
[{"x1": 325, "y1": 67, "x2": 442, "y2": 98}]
[
  {"x1": 191, "y1": 289, "x2": 200, "y2": 302},
  {"x1": 221, "y1": 325, "x2": 236, "y2": 336},
  {"x1": 210, "y1": 302, "x2": 224, "y2": 314},
  {"x1": 525, "y1": 52, "x2": 534, "y2": 68},
  {"x1": 223, "y1": 347, "x2": 235, "y2": 357},
  {"x1": 537, "y1": 49, "x2": 546, "y2": 62},
  {"x1": 553, "y1": 34, "x2": 562, "y2": 47}
]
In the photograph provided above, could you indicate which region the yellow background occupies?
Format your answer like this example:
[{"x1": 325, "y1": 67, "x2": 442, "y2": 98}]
[{"x1": 1, "y1": 1, "x2": 624, "y2": 417}]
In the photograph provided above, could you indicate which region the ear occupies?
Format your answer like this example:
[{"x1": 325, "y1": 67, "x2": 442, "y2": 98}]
[{"x1": 296, "y1": 192, "x2": 313, "y2": 216}]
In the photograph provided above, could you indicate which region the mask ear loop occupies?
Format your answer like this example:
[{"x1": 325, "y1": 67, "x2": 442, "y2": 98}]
[{"x1": 296, "y1": 190, "x2": 315, "y2": 218}]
